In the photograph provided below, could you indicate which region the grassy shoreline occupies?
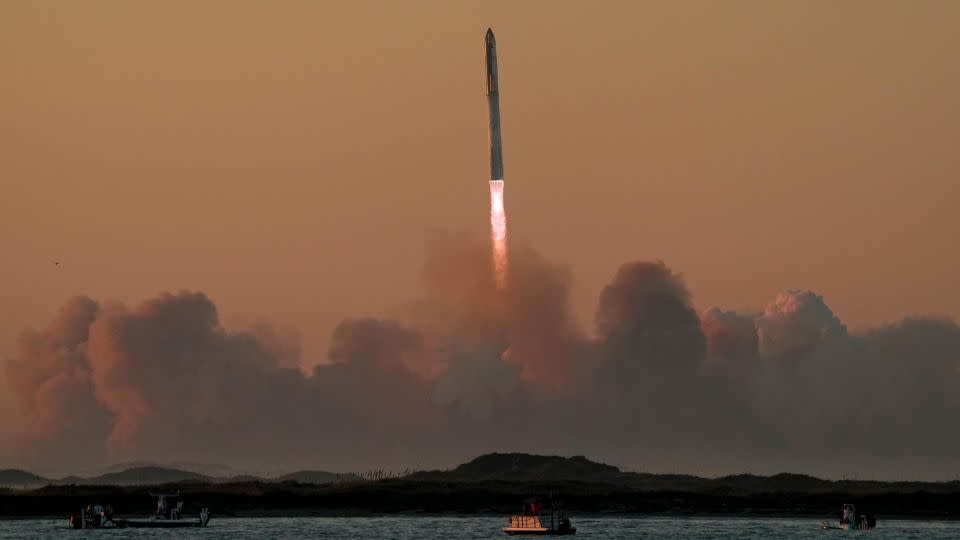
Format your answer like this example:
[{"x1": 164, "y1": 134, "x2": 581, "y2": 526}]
[{"x1": 3, "y1": 479, "x2": 960, "y2": 521}]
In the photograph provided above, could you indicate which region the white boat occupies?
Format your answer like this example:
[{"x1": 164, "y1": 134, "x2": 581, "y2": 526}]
[
  {"x1": 502, "y1": 500, "x2": 576, "y2": 535},
  {"x1": 67, "y1": 492, "x2": 210, "y2": 529},
  {"x1": 820, "y1": 503, "x2": 875, "y2": 531},
  {"x1": 125, "y1": 492, "x2": 211, "y2": 528}
]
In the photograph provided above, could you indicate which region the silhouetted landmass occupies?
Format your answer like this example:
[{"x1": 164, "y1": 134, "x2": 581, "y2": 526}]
[
  {"x1": 82, "y1": 467, "x2": 211, "y2": 486},
  {"x1": 102, "y1": 461, "x2": 248, "y2": 479},
  {"x1": 2, "y1": 454, "x2": 960, "y2": 519},
  {"x1": 411, "y1": 453, "x2": 621, "y2": 482},
  {"x1": 0, "y1": 470, "x2": 47, "y2": 489},
  {"x1": 223, "y1": 474, "x2": 267, "y2": 483},
  {"x1": 278, "y1": 471, "x2": 361, "y2": 484},
  {"x1": 0, "y1": 465, "x2": 354, "y2": 488}
]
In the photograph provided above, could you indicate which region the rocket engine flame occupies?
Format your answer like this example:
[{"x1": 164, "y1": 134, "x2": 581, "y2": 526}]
[{"x1": 489, "y1": 180, "x2": 507, "y2": 288}]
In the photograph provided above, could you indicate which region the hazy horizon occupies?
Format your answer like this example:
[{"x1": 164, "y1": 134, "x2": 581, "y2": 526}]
[
  {"x1": 3, "y1": 1, "x2": 960, "y2": 481},
  {"x1": 8, "y1": 451, "x2": 960, "y2": 484}
]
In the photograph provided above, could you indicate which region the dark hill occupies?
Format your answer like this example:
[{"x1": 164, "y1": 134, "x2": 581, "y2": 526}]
[
  {"x1": 0, "y1": 469, "x2": 49, "y2": 487},
  {"x1": 413, "y1": 453, "x2": 622, "y2": 482},
  {"x1": 74, "y1": 467, "x2": 210, "y2": 485},
  {"x1": 715, "y1": 473, "x2": 830, "y2": 494}
]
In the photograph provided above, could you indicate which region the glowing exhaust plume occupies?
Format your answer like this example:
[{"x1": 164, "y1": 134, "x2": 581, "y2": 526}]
[{"x1": 489, "y1": 180, "x2": 507, "y2": 288}]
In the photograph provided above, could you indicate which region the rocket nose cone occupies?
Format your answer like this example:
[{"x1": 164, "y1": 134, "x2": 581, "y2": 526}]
[{"x1": 486, "y1": 28, "x2": 496, "y2": 44}]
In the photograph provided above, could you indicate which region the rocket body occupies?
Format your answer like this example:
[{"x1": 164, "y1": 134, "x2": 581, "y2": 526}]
[
  {"x1": 485, "y1": 28, "x2": 504, "y2": 181},
  {"x1": 485, "y1": 28, "x2": 507, "y2": 288}
]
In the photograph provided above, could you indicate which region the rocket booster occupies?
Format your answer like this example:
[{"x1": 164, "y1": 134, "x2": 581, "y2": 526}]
[{"x1": 485, "y1": 28, "x2": 504, "y2": 182}]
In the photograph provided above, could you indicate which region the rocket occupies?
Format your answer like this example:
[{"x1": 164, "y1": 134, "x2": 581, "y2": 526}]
[{"x1": 485, "y1": 28, "x2": 504, "y2": 182}]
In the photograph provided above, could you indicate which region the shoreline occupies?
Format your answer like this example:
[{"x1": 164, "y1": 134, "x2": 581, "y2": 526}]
[{"x1": 5, "y1": 475, "x2": 960, "y2": 521}]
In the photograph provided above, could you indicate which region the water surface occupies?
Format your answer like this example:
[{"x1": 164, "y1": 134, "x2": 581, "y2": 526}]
[{"x1": 3, "y1": 516, "x2": 958, "y2": 539}]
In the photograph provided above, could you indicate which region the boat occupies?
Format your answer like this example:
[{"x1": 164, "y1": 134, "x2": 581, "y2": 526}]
[
  {"x1": 820, "y1": 503, "x2": 876, "y2": 531},
  {"x1": 502, "y1": 499, "x2": 576, "y2": 535},
  {"x1": 125, "y1": 492, "x2": 211, "y2": 528},
  {"x1": 67, "y1": 492, "x2": 210, "y2": 529}
]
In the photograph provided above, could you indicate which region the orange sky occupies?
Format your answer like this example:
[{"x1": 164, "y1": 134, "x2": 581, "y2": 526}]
[{"x1": 2, "y1": 1, "x2": 959, "y2": 440}]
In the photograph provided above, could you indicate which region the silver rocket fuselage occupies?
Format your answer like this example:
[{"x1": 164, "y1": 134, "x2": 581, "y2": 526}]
[{"x1": 486, "y1": 29, "x2": 504, "y2": 182}]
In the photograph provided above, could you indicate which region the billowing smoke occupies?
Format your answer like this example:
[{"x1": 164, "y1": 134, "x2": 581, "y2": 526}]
[
  {"x1": 757, "y1": 290, "x2": 847, "y2": 357},
  {"x1": 84, "y1": 291, "x2": 317, "y2": 458},
  {"x1": 595, "y1": 261, "x2": 706, "y2": 378},
  {"x1": 700, "y1": 308, "x2": 758, "y2": 364},
  {"x1": 5, "y1": 235, "x2": 960, "y2": 479},
  {"x1": 4, "y1": 297, "x2": 111, "y2": 469}
]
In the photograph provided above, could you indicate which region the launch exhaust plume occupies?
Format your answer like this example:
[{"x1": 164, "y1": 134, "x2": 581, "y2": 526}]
[
  {"x1": 490, "y1": 180, "x2": 507, "y2": 288},
  {"x1": 486, "y1": 29, "x2": 507, "y2": 287}
]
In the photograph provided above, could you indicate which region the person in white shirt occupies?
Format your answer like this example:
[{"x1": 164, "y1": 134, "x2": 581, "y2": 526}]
[{"x1": 92, "y1": 503, "x2": 104, "y2": 527}]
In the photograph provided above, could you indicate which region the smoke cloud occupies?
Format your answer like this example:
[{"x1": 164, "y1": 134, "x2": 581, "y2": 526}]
[
  {"x1": 700, "y1": 307, "x2": 758, "y2": 364},
  {"x1": 4, "y1": 297, "x2": 111, "y2": 470},
  {"x1": 5, "y1": 234, "x2": 960, "y2": 479},
  {"x1": 756, "y1": 290, "x2": 847, "y2": 357}
]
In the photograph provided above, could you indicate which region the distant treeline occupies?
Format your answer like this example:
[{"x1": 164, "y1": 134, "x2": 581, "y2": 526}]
[
  {"x1": 4, "y1": 454, "x2": 960, "y2": 519},
  {"x1": 3, "y1": 479, "x2": 960, "y2": 519}
]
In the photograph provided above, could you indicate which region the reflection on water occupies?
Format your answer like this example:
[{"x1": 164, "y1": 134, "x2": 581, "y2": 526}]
[{"x1": 2, "y1": 516, "x2": 959, "y2": 539}]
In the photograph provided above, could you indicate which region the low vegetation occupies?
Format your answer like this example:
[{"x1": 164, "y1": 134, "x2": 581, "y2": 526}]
[{"x1": 2, "y1": 454, "x2": 960, "y2": 519}]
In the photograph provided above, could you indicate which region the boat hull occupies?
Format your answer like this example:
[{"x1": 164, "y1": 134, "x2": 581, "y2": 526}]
[
  {"x1": 502, "y1": 527, "x2": 576, "y2": 535},
  {"x1": 124, "y1": 519, "x2": 205, "y2": 528}
]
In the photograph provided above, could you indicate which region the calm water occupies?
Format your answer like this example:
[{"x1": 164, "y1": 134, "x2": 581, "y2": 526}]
[{"x1": 2, "y1": 516, "x2": 959, "y2": 539}]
